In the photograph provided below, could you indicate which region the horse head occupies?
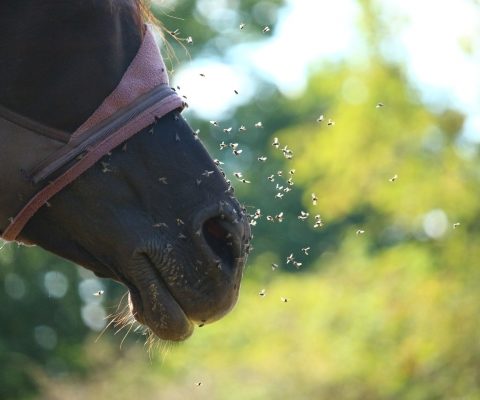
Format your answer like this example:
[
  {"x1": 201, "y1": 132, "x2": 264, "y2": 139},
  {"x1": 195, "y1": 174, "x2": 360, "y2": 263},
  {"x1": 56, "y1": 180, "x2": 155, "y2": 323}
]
[{"x1": 0, "y1": 0, "x2": 251, "y2": 341}]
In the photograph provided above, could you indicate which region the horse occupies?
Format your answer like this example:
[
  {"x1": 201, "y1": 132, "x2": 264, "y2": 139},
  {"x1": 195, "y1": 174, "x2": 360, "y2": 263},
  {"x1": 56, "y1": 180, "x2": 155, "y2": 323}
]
[{"x1": 0, "y1": 0, "x2": 251, "y2": 341}]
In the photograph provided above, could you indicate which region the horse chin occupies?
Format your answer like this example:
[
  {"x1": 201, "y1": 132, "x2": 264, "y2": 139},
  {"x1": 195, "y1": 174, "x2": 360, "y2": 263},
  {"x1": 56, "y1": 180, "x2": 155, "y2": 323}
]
[{"x1": 125, "y1": 272, "x2": 194, "y2": 342}]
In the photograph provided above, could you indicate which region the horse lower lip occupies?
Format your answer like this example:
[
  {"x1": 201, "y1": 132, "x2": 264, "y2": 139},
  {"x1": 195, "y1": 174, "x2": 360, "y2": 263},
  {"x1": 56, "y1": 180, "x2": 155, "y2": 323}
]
[
  {"x1": 125, "y1": 265, "x2": 194, "y2": 341},
  {"x1": 127, "y1": 288, "x2": 145, "y2": 324}
]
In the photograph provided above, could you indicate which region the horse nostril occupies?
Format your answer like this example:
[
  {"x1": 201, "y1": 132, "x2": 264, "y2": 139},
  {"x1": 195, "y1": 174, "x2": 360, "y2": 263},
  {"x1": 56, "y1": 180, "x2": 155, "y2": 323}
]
[
  {"x1": 202, "y1": 217, "x2": 237, "y2": 268},
  {"x1": 192, "y1": 203, "x2": 250, "y2": 273},
  {"x1": 202, "y1": 217, "x2": 249, "y2": 266}
]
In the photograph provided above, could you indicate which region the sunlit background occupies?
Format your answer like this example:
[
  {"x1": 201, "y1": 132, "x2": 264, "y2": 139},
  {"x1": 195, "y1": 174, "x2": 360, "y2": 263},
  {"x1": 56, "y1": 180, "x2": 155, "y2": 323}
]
[{"x1": 1, "y1": 0, "x2": 480, "y2": 399}]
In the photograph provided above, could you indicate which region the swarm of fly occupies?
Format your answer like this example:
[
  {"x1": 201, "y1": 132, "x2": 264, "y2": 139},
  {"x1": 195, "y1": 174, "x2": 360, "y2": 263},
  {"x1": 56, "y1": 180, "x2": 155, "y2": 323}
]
[{"x1": 166, "y1": 21, "x2": 384, "y2": 317}]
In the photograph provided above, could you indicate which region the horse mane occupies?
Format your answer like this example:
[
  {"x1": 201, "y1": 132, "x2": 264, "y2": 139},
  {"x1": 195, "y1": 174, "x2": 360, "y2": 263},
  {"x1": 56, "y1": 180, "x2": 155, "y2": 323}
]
[
  {"x1": 106, "y1": 0, "x2": 159, "y2": 34},
  {"x1": 131, "y1": 0, "x2": 179, "y2": 65},
  {"x1": 135, "y1": 0, "x2": 158, "y2": 25},
  {"x1": 123, "y1": 0, "x2": 172, "y2": 53}
]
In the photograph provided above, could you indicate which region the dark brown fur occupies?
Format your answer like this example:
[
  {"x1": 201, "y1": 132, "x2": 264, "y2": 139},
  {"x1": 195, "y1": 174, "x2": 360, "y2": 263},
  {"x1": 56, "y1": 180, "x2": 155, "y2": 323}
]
[{"x1": 0, "y1": 0, "x2": 251, "y2": 341}]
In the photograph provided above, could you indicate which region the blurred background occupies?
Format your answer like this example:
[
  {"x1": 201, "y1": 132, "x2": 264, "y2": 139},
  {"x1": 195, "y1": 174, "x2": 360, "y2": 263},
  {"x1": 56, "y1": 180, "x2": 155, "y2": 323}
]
[{"x1": 2, "y1": 0, "x2": 480, "y2": 398}]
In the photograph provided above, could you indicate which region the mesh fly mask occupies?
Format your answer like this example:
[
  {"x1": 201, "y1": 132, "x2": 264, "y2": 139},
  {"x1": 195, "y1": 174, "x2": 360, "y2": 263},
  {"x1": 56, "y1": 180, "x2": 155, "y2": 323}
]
[{"x1": 0, "y1": 25, "x2": 185, "y2": 241}]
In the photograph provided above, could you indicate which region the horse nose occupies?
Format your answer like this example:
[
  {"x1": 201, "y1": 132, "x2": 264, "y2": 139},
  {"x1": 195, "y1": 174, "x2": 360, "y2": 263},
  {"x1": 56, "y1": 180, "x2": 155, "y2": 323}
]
[{"x1": 192, "y1": 203, "x2": 251, "y2": 274}]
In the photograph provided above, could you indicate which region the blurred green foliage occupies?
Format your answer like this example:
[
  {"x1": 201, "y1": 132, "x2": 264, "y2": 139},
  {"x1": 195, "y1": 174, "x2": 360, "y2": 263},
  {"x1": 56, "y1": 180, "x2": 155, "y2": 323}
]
[
  {"x1": 0, "y1": 245, "x2": 86, "y2": 399},
  {"x1": 153, "y1": 0, "x2": 285, "y2": 63},
  {"x1": 2, "y1": 0, "x2": 480, "y2": 399}
]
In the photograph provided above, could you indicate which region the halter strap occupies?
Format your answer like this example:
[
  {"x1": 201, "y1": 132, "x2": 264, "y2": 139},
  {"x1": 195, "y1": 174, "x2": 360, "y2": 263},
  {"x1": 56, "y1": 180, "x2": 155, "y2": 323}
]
[
  {"x1": 0, "y1": 104, "x2": 70, "y2": 143},
  {"x1": 30, "y1": 84, "x2": 179, "y2": 183}
]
